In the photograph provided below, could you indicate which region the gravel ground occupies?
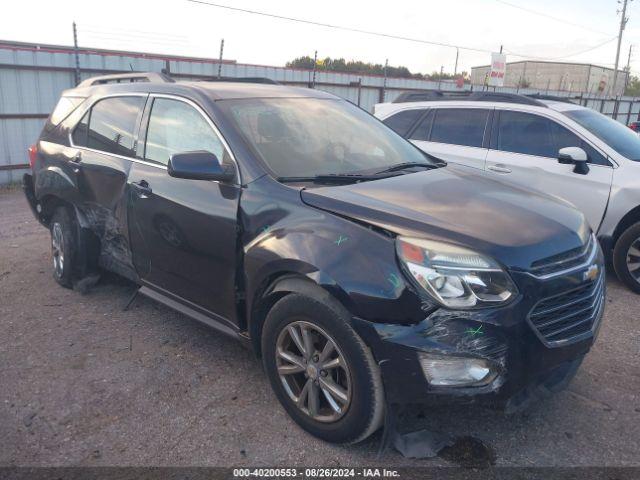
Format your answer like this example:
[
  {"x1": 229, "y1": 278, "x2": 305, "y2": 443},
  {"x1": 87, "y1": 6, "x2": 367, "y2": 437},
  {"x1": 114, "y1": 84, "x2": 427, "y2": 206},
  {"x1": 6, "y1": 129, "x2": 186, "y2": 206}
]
[{"x1": 1, "y1": 188, "x2": 639, "y2": 467}]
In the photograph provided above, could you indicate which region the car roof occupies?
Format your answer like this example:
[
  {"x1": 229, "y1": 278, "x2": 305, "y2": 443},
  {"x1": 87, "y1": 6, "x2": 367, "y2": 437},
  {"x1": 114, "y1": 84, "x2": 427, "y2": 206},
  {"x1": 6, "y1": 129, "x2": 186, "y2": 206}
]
[
  {"x1": 65, "y1": 79, "x2": 337, "y2": 102},
  {"x1": 539, "y1": 100, "x2": 588, "y2": 113},
  {"x1": 375, "y1": 97, "x2": 589, "y2": 118}
]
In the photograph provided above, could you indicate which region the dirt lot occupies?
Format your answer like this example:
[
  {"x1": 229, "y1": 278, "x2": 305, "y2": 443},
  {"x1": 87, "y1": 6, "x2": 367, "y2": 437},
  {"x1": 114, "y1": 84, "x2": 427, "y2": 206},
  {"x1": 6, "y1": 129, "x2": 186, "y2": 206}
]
[{"x1": 1, "y1": 187, "x2": 639, "y2": 467}]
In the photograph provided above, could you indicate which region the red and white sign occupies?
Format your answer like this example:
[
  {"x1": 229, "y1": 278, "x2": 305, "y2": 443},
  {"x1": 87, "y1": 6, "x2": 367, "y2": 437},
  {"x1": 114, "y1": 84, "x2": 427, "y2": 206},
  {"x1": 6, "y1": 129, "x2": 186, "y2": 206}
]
[{"x1": 488, "y1": 52, "x2": 506, "y2": 87}]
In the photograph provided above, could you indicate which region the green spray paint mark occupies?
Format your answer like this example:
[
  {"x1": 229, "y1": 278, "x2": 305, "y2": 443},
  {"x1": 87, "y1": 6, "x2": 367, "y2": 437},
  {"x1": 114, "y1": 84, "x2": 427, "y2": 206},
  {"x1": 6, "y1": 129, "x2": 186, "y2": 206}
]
[
  {"x1": 335, "y1": 235, "x2": 349, "y2": 245},
  {"x1": 465, "y1": 325, "x2": 484, "y2": 337},
  {"x1": 388, "y1": 273, "x2": 402, "y2": 289}
]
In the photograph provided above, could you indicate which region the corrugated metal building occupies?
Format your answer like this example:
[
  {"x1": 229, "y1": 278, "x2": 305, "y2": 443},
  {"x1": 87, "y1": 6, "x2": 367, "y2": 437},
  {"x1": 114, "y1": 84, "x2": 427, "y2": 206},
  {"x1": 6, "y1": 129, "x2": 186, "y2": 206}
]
[{"x1": 471, "y1": 60, "x2": 628, "y2": 96}]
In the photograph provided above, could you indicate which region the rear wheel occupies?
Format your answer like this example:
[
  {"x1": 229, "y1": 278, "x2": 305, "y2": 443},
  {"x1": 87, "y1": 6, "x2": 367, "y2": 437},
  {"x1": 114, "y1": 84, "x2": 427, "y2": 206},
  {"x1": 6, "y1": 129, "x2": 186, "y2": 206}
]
[
  {"x1": 613, "y1": 222, "x2": 640, "y2": 293},
  {"x1": 49, "y1": 207, "x2": 77, "y2": 288},
  {"x1": 261, "y1": 292, "x2": 384, "y2": 444}
]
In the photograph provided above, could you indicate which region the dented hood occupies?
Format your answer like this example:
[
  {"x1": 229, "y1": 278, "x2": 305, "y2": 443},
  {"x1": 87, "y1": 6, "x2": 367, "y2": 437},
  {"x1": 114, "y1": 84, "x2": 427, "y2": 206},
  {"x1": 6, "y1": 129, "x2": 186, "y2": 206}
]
[{"x1": 300, "y1": 165, "x2": 590, "y2": 270}]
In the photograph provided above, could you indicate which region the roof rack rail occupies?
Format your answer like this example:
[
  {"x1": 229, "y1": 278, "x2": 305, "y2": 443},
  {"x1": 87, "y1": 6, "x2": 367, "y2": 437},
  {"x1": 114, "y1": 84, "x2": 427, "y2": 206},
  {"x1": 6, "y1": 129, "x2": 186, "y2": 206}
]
[
  {"x1": 187, "y1": 76, "x2": 280, "y2": 85},
  {"x1": 392, "y1": 90, "x2": 548, "y2": 107},
  {"x1": 525, "y1": 93, "x2": 578, "y2": 105},
  {"x1": 77, "y1": 72, "x2": 175, "y2": 87}
]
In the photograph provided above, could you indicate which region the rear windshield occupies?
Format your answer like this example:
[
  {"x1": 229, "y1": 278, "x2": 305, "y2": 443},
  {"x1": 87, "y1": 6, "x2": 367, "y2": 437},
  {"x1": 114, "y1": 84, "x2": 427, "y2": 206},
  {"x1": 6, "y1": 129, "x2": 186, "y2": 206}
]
[
  {"x1": 565, "y1": 108, "x2": 640, "y2": 161},
  {"x1": 49, "y1": 96, "x2": 86, "y2": 126}
]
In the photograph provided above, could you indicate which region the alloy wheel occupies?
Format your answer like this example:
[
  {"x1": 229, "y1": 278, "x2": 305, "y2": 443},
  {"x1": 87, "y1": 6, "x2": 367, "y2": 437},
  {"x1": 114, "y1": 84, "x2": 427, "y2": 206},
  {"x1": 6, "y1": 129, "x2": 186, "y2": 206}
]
[
  {"x1": 275, "y1": 320, "x2": 352, "y2": 423},
  {"x1": 51, "y1": 222, "x2": 65, "y2": 278},
  {"x1": 627, "y1": 238, "x2": 640, "y2": 282}
]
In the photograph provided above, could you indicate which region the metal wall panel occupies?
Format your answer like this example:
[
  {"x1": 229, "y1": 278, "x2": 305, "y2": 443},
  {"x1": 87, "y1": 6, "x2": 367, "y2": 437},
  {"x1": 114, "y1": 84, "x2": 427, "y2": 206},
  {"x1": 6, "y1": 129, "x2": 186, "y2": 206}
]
[
  {"x1": 0, "y1": 118, "x2": 45, "y2": 183},
  {"x1": 2, "y1": 41, "x2": 640, "y2": 184}
]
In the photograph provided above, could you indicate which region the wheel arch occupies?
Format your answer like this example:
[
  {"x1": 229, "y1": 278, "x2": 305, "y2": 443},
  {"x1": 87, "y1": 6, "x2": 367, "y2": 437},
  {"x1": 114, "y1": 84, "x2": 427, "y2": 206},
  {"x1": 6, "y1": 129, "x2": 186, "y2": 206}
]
[
  {"x1": 39, "y1": 194, "x2": 74, "y2": 226},
  {"x1": 612, "y1": 205, "x2": 640, "y2": 247},
  {"x1": 39, "y1": 194, "x2": 101, "y2": 278},
  {"x1": 247, "y1": 271, "x2": 354, "y2": 358}
]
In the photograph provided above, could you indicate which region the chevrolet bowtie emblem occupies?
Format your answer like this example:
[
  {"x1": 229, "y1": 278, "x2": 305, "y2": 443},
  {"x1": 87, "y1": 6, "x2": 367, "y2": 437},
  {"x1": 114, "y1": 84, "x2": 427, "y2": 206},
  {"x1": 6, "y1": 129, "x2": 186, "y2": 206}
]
[{"x1": 583, "y1": 264, "x2": 600, "y2": 282}]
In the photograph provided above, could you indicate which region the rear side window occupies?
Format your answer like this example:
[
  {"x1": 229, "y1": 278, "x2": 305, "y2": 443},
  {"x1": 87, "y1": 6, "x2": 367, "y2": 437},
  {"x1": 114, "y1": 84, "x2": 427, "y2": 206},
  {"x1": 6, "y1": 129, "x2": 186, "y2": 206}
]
[
  {"x1": 429, "y1": 109, "x2": 490, "y2": 148},
  {"x1": 80, "y1": 96, "x2": 144, "y2": 156},
  {"x1": 382, "y1": 109, "x2": 424, "y2": 137},
  {"x1": 410, "y1": 110, "x2": 435, "y2": 141},
  {"x1": 50, "y1": 97, "x2": 85, "y2": 126},
  {"x1": 144, "y1": 98, "x2": 229, "y2": 166}
]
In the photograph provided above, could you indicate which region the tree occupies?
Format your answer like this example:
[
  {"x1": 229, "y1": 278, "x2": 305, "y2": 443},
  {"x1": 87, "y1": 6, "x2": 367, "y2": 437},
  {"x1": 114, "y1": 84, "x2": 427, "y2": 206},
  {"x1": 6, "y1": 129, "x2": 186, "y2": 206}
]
[
  {"x1": 625, "y1": 75, "x2": 640, "y2": 96},
  {"x1": 285, "y1": 56, "x2": 469, "y2": 82}
]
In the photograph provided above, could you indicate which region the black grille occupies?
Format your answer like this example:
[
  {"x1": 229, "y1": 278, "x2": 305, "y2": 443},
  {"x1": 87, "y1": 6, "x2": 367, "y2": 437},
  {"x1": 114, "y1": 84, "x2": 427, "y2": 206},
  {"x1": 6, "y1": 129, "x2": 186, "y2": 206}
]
[
  {"x1": 529, "y1": 274, "x2": 604, "y2": 346},
  {"x1": 530, "y1": 236, "x2": 594, "y2": 277}
]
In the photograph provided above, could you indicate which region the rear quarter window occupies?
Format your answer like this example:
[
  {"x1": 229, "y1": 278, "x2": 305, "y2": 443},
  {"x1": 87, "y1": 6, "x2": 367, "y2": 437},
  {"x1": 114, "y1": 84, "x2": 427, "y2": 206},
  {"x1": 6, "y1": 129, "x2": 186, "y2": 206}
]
[
  {"x1": 382, "y1": 109, "x2": 424, "y2": 137},
  {"x1": 85, "y1": 96, "x2": 145, "y2": 157},
  {"x1": 49, "y1": 97, "x2": 85, "y2": 126}
]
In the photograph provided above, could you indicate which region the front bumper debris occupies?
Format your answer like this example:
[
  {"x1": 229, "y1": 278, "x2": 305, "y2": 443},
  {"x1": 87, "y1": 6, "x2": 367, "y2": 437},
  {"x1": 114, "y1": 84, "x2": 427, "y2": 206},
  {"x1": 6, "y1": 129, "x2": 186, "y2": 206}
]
[{"x1": 352, "y1": 261, "x2": 605, "y2": 409}]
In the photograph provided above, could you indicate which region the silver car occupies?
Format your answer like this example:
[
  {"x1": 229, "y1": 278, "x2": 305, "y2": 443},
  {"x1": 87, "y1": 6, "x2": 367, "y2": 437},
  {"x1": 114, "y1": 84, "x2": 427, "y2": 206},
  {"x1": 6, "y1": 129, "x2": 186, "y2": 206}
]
[{"x1": 375, "y1": 91, "x2": 640, "y2": 293}]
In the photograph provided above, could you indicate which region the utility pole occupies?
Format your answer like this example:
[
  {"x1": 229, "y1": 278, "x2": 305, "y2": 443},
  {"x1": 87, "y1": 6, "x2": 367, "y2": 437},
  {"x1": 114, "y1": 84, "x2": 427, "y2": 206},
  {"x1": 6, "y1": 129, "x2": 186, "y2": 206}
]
[
  {"x1": 613, "y1": 0, "x2": 632, "y2": 95},
  {"x1": 311, "y1": 50, "x2": 318, "y2": 89},
  {"x1": 217, "y1": 38, "x2": 224, "y2": 79},
  {"x1": 72, "y1": 22, "x2": 80, "y2": 86},
  {"x1": 438, "y1": 65, "x2": 444, "y2": 89},
  {"x1": 625, "y1": 44, "x2": 634, "y2": 91},
  {"x1": 382, "y1": 58, "x2": 388, "y2": 101},
  {"x1": 454, "y1": 47, "x2": 459, "y2": 76}
]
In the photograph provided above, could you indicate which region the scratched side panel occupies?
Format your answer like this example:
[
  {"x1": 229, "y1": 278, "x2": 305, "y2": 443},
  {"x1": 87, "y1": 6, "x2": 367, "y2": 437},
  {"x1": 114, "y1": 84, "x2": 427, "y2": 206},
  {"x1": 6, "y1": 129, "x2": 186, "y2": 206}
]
[{"x1": 241, "y1": 175, "x2": 428, "y2": 325}]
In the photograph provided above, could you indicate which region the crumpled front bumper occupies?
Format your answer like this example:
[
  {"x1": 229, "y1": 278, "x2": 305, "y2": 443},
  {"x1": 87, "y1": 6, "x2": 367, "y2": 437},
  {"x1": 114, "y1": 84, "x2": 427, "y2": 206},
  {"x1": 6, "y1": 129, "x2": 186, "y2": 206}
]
[{"x1": 352, "y1": 261, "x2": 605, "y2": 410}]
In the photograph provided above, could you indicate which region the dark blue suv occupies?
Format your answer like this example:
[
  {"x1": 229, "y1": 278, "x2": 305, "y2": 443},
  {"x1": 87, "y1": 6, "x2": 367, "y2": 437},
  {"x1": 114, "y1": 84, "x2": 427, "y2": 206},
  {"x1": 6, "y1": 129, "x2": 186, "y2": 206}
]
[{"x1": 23, "y1": 72, "x2": 604, "y2": 444}]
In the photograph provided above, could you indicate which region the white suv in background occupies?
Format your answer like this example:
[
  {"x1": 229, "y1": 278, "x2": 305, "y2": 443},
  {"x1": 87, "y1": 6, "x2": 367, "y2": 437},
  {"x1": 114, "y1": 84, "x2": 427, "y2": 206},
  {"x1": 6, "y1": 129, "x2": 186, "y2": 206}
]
[{"x1": 375, "y1": 91, "x2": 640, "y2": 293}]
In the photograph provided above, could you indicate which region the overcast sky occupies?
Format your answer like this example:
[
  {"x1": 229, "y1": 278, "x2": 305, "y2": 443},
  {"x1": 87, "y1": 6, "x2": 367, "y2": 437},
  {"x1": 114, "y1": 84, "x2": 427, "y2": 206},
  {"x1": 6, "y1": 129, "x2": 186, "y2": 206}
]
[{"x1": 3, "y1": 0, "x2": 638, "y2": 75}]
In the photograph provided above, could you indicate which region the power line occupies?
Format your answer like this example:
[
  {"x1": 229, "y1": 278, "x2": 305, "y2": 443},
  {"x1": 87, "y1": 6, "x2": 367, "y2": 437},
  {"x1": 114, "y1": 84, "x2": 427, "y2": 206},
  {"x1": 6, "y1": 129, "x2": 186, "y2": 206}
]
[
  {"x1": 185, "y1": 0, "x2": 493, "y2": 55},
  {"x1": 185, "y1": 0, "x2": 623, "y2": 66},
  {"x1": 491, "y1": 0, "x2": 611, "y2": 36},
  {"x1": 504, "y1": 36, "x2": 618, "y2": 62}
]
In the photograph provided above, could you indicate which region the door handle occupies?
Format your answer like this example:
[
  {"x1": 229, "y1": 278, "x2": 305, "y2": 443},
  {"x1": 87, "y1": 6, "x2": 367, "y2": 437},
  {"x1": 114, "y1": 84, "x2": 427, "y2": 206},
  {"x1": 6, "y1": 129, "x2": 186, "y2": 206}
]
[
  {"x1": 488, "y1": 164, "x2": 512, "y2": 174},
  {"x1": 131, "y1": 180, "x2": 152, "y2": 197}
]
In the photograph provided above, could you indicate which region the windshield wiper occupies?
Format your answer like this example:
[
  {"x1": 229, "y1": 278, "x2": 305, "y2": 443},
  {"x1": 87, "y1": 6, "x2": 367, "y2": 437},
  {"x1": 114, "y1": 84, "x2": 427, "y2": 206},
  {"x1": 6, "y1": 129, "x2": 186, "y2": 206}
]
[
  {"x1": 277, "y1": 172, "x2": 395, "y2": 184},
  {"x1": 375, "y1": 162, "x2": 441, "y2": 174}
]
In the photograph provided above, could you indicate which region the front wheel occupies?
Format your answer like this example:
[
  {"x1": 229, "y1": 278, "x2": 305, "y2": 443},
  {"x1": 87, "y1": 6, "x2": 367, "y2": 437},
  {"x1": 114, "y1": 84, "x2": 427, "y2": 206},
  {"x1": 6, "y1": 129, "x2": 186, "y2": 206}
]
[
  {"x1": 613, "y1": 222, "x2": 640, "y2": 293},
  {"x1": 261, "y1": 293, "x2": 384, "y2": 444}
]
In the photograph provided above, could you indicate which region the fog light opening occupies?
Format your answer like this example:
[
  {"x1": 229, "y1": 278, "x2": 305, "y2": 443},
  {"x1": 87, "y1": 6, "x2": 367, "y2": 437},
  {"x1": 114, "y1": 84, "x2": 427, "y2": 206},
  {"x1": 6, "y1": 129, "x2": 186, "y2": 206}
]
[{"x1": 419, "y1": 353, "x2": 497, "y2": 387}]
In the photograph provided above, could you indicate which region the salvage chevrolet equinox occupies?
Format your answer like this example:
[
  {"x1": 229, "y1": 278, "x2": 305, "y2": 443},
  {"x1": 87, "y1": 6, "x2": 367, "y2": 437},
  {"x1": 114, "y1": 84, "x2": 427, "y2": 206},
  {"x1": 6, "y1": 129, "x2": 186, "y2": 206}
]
[{"x1": 23, "y1": 72, "x2": 605, "y2": 444}]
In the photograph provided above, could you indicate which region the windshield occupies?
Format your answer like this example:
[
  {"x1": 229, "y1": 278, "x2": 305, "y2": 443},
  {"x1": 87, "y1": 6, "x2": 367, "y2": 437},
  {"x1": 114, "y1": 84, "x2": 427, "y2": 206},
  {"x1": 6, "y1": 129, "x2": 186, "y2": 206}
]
[
  {"x1": 565, "y1": 108, "x2": 640, "y2": 161},
  {"x1": 221, "y1": 98, "x2": 434, "y2": 178}
]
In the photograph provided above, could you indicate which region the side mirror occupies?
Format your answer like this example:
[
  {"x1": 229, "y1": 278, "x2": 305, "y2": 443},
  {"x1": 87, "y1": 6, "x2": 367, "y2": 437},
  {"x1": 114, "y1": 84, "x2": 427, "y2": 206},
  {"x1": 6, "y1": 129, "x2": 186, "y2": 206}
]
[
  {"x1": 558, "y1": 147, "x2": 589, "y2": 175},
  {"x1": 168, "y1": 151, "x2": 235, "y2": 182}
]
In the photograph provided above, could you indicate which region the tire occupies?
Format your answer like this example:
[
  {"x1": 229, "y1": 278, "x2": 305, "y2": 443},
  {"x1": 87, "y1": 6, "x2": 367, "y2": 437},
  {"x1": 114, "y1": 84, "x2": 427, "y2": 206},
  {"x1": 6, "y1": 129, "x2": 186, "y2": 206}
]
[
  {"x1": 49, "y1": 207, "x2": 77, "y2": 288},
  {"x1": 613, "y1": 221, "x2": 640, "y2": 293},
  {"x1": 261, "y1": 292, "x2": 384, "y2": 444}
]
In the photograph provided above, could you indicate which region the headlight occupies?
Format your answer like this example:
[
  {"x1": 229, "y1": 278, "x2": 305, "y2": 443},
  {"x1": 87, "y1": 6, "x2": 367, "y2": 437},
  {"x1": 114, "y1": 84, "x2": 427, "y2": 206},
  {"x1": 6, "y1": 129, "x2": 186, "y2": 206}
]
[{"x1": 396, "y1": 237, "x2": 517, "y2": 309}]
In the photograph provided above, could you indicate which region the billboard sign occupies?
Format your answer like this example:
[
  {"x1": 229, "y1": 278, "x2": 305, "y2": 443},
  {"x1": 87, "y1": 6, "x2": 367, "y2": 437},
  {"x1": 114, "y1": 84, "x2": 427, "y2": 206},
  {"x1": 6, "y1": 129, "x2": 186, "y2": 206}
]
[{"x1": 488, "y1": 52, "x2": 506, "y2": 87}]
